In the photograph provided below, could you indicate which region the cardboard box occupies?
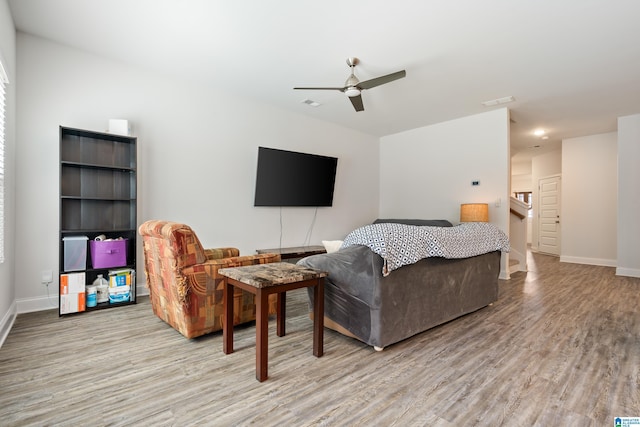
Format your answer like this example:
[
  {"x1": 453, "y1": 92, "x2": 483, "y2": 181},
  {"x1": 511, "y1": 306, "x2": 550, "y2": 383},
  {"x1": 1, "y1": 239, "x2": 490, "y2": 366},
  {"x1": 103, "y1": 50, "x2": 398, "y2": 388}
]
[
  {"x1": 60, "y1": 272, "x2": 86, "y2": 295},
  {"x1": 108, "y1": 119, "x2": 131, "y2": 136},
  {"x1": 108, "y1": 268, "x2": 134, "y2": 287},
  {"x1": 60, "y1": 293, "x2": 86, "y2": 314},
  {"x1": 90, "y1": 239, "x2": 127, "y2": 269}
]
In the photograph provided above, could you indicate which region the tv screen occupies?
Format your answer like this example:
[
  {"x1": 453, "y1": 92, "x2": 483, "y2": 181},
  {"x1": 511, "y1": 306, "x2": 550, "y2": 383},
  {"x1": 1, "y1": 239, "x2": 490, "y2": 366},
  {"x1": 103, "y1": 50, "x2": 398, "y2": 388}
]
[{"x1": 254, "y1": 147, "x2": 338, "y2": 207}]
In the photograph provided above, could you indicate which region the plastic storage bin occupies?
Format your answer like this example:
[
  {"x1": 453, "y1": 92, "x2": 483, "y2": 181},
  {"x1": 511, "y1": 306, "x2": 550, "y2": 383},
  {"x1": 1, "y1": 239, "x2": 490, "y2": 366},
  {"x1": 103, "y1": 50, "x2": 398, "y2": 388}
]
[
  {"x1": 90, "y1": 239, "x2": 127, "y2": 269},
  {"x1": 63, "y1": 236, "x2": 89, "y2": 271}
]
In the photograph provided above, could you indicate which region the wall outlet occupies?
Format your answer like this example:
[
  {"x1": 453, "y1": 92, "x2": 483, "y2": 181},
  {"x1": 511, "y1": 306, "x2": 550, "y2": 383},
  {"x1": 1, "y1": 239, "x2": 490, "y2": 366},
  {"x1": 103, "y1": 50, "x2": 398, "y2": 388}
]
[{"x1": 42, "y1": 270, "x2": 53, "y2": 284}]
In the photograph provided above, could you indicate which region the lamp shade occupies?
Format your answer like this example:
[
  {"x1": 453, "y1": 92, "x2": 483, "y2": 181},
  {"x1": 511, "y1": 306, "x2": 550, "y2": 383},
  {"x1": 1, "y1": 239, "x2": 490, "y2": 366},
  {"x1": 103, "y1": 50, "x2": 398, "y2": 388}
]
[{"x1": 460, "y1": 203, "x2": 489, "y2": 222}]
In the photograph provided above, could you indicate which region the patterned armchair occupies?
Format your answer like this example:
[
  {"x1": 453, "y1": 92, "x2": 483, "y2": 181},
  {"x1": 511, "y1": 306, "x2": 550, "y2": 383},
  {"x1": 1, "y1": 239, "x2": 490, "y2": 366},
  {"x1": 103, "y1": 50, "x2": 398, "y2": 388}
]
[{"x1": 139, "y1": 220, "x2": 281, "y2": 338}]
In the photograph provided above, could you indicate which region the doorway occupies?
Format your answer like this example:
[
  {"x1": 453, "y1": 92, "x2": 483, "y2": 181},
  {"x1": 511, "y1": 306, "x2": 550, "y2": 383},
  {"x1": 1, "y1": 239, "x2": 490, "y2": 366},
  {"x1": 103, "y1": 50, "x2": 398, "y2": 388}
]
[{"x1": 537, "y1": 175, "x2": 561, "y2": 256}]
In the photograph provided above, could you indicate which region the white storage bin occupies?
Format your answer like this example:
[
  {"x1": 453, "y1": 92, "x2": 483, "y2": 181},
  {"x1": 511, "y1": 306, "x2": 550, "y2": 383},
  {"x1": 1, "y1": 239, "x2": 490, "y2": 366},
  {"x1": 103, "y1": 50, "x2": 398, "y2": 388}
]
[{"x1": 63, "y1": 236, "x2": 88, "y2": 271}]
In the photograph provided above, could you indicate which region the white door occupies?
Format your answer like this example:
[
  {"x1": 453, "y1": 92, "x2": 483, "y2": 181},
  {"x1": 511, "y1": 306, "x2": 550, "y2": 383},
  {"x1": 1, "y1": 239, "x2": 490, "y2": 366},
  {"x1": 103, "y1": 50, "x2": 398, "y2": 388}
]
[{"x1": 538, "y1": 175, "x2": 561, "y2": 256}]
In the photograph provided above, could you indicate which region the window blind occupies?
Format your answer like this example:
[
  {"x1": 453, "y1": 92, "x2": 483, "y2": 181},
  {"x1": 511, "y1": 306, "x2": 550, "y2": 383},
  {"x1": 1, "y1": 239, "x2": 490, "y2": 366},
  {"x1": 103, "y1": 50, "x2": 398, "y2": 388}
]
[{"x1": 0, "y1": 61, "x2": 7, "y2": 263}]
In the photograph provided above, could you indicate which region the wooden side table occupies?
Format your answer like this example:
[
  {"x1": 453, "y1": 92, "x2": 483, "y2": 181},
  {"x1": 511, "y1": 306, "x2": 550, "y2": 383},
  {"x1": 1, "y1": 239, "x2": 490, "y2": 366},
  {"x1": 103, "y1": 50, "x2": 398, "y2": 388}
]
[
  {"x1": 256, "y1": 245, "x2": 326, "y2": 261},
  {"x1": 218, "y1": 262, "x2": 327, "y2": 382}
]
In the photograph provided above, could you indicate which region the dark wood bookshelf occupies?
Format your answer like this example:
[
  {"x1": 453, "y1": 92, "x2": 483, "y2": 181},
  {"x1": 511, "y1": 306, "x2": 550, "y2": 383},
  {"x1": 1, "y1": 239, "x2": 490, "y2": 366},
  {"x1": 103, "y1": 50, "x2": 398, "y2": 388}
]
[{"x1": 59, "y1": 126, "x2": 137, "y2": 315}]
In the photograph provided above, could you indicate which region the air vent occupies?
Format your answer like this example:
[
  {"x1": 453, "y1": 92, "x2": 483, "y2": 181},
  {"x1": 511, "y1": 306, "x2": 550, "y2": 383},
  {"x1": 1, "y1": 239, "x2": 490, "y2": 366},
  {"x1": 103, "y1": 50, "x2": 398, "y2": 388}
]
[
  {"x1": 301, "y1": 99, "x2": 321, "y2": 107},
  {"x1": 482, "y1": 96, "x2": 515, "y2": 107}
]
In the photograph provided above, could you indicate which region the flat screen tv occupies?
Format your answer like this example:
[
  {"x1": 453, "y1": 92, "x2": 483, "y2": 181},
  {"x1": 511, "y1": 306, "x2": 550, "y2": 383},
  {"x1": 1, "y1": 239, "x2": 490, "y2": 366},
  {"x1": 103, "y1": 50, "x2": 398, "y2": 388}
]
[{"x1": 254, "y1": 147, "x2": 338, "y2": 207}]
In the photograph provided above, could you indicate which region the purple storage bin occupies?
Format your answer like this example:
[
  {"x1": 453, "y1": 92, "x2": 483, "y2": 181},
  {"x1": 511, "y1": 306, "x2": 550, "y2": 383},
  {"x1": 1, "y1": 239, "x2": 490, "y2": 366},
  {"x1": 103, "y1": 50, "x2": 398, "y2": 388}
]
[{"x1": 90, "y1": 239, "x2": 127, "y2": 269}]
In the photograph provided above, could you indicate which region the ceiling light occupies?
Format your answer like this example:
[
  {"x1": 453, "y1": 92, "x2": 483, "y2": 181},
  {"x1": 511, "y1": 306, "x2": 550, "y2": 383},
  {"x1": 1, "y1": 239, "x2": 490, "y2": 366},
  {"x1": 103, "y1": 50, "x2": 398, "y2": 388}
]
[
  {"x1": 481, "y1": 95, "x2": 515, "y2": 107},
  {"x1": 534, "y1": 129, "x2": 545, "y2": 136},
  {"x1": 541, "y1": 135, "x2": 549, "y2": 140},
  {"x1": 344, "y1": 87, "x2": 361, "y2": 98}
]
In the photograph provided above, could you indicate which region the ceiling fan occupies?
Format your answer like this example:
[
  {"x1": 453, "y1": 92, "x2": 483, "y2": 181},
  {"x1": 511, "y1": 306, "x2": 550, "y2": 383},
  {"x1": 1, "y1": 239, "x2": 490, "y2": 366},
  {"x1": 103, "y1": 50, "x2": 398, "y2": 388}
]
[{"x1": 294, "y1": 57, "x2": 406, "y2": 112}]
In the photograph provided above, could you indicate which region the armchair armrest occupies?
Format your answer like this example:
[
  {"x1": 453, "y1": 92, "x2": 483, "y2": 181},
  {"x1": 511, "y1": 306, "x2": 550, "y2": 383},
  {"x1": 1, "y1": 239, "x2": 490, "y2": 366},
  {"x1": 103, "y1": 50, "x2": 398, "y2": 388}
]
[
  {"x1": 204, "y1": 247, "x2": 240, "y2": 260},
  {"x1": 182, "y1": 253, "x2": 281, "y2": 296}
]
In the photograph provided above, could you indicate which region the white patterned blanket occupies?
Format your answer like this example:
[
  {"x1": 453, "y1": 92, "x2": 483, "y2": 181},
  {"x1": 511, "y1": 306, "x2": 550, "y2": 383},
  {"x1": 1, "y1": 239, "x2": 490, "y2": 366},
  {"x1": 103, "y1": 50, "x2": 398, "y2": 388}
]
[{"x1": 341, "y1": 222, "x2": 510, "y2": 276}]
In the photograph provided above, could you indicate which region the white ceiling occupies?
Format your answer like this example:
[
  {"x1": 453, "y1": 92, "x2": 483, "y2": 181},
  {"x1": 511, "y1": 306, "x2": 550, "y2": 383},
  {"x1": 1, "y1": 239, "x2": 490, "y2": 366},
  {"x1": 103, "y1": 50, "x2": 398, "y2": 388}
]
[{"x1": 8, "y1": 0, "x2": 640, "y2": 163}]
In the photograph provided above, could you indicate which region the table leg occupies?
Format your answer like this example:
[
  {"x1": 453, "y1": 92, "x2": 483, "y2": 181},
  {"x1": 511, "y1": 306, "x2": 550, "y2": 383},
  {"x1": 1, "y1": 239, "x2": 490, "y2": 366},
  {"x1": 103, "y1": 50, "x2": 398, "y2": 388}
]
[
  {"x1": 276, "y1": 292, "x2": 286, "y2": 337},
  {"x1": 256, "y1": 288, "x2": 269, "y2": 382},
  {"x1": 223, "y1": 280, "x2": 234, "y2": 354},
  {"x1": 313, "y1": 278, "x2": 324, "y2": 357}
]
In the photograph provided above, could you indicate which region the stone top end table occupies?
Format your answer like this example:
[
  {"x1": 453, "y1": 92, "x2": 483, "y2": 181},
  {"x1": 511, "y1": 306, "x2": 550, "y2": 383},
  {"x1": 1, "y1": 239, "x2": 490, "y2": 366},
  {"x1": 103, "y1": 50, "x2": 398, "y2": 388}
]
[{"x1": 218, "y1": 262, "x2": 327, "y2": 382}]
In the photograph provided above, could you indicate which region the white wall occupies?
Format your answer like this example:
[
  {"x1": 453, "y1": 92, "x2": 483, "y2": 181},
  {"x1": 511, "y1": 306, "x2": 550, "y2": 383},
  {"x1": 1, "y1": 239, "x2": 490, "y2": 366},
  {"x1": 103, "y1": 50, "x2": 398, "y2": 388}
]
[
  {"x1": 560, "y1": 132, "x2": 617, "y2": 266},
  {"x1": 14, "y1": 33, "x2": 380, "y2": 312},
  {"x1": 530, "y1": 149, "x2": 561, "y2": 251},
  {"x1": 617, "y1": 114, "x2": 640, "y2": 277},
  {"x1": 379, "y1": 108, "x2": 511, "y2": 278},
  {"x1": 511, "y1": 174, "x2": 532, "y2": 194},
  {"x1": 511, "y1": 158, "x2": 533, "y2": 193},
  {"x1": 0, "y1": 0, "x2": 16, "y2": 346}
]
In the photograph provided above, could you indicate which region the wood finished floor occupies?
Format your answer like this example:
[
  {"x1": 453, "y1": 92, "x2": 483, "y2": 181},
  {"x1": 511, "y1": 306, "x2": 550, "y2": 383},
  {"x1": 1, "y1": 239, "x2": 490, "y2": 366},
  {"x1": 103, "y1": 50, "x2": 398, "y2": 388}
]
[{"x1": 1, "y1": 251, "x2": 639, "y2": 426}]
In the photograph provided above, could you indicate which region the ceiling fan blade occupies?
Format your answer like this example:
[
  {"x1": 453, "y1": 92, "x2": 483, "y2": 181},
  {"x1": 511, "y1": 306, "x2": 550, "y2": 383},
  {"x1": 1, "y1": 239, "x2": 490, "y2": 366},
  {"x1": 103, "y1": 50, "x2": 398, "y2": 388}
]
[
  {"x1": 293, "y1": 86, "x2": 345, "y2": 91},
  {"x1": 357, "y1": 70, "x2": 406, "y2": 90},
  {"x1": 349, "y1": 94, "x2": 364, "y2": 112}
]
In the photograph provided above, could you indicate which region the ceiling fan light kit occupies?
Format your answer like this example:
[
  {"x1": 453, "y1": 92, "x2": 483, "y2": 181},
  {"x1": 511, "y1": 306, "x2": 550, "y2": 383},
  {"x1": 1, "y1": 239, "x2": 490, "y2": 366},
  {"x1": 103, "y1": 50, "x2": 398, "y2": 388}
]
[
  {"x1": 345, "y1": 87, "x2": 361, "y2": 97},
  {"x1": 294, "y1": 57, "x2": 406, "y2": 112}
]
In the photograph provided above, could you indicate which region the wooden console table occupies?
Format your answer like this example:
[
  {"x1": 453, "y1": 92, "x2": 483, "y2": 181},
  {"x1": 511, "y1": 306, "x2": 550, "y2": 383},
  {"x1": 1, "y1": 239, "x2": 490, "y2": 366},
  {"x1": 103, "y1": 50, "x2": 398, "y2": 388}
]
[
  {"x1": 256, "y1": 245, "x2": 326, "y2": 260},
  {"x1": 218, "y1": 262, "x2": 327, "y2": 382}
]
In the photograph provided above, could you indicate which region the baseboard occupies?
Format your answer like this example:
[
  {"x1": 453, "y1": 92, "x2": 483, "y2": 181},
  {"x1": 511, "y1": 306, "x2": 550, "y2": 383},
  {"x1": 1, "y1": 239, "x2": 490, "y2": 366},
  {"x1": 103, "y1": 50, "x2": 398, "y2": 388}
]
[
  {"x1": 559, "y1": 256, "x2": 617, "y2": 268},
  {"x1": 509, "y1": 261, "x2": 528, "y2": 275},
  {"x1": 16, "y1": 294, "x2": 59, "y2": 314},
  {"x1": 499, "y1": 270, "x2": 511, "y2": 280},
  {"x1": 616, "y1": 267, "x2": 640, "y2": 278},
  {"x1": 0, "y1": 300, "x2": 17, "y2": 349}
]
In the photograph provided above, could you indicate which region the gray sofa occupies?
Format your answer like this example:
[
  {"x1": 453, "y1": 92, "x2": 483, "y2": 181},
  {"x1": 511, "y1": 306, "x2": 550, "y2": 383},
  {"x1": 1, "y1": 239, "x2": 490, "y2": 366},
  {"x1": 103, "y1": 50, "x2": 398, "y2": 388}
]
[{"x1": 298, "y1": 219, "x2": 501, "y2": 350}]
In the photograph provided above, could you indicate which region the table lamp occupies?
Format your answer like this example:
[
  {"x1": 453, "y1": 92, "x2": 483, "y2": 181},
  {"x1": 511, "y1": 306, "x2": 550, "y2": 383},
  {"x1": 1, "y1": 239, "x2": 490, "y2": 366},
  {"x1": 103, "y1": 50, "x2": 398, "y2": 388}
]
[{"x1": 460, "y1": 203, "x2": 489, "y2": 222}]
